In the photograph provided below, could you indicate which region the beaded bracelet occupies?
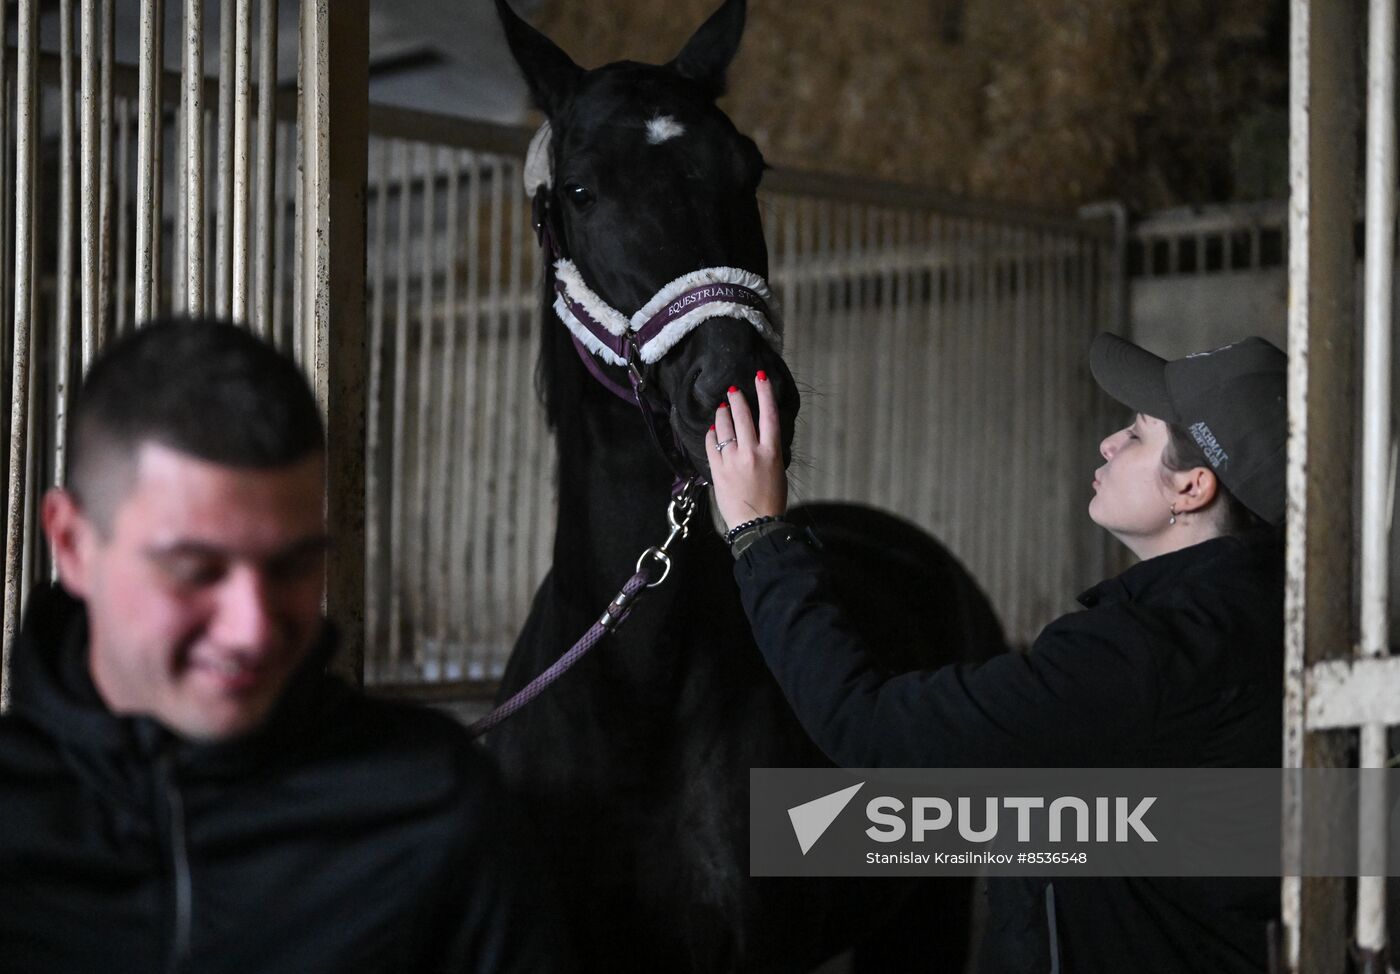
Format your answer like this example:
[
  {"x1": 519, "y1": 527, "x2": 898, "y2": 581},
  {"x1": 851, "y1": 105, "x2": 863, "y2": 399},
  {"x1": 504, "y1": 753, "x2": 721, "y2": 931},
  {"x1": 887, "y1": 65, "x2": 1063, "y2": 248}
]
[{"x1": 725, "y1": 515, "x2": 784, "y2": 546}]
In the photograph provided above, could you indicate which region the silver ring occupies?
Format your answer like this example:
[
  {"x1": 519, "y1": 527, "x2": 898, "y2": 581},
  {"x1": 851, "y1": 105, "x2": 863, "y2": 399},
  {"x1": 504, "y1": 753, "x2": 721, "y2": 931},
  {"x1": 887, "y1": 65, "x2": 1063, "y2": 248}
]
[{"x1": 714, "y1": 437, "x2": 737, "y2": 454}]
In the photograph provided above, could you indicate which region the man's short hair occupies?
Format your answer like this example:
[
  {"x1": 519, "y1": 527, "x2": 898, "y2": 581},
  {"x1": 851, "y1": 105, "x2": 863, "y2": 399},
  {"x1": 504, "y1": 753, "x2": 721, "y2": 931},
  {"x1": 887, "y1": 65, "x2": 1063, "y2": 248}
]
[{"x1": 67, "y1": 318, "x2": 324, "y2": 529}]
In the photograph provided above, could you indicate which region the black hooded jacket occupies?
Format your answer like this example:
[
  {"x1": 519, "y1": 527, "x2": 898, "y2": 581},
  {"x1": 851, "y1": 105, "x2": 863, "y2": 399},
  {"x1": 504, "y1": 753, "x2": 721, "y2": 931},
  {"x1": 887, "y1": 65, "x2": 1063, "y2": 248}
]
[
  {"x1": 735, "y1": 527, "x2": 1285, "y2": 974},
  {"x1": 0, "y1": 584, "x2": 565, "y2": 974}
]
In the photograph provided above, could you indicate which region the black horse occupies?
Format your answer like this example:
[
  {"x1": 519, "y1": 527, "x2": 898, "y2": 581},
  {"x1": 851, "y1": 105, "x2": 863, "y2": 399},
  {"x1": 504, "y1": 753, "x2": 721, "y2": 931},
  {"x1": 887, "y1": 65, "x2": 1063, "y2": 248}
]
[{"x1": 488, "y1": 2, "x2": 1005, "y2": 970}]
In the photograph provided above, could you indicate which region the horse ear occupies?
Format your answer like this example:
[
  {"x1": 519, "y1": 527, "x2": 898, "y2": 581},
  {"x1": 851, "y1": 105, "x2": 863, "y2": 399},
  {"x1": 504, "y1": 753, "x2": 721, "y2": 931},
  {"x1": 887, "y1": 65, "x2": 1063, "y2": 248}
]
[
  {"x1": 495, "y1": 0, "x2": 582, "y2": 118},
  {"x1": 668, "y1": 0, "x2": 746, "y2": 98}
]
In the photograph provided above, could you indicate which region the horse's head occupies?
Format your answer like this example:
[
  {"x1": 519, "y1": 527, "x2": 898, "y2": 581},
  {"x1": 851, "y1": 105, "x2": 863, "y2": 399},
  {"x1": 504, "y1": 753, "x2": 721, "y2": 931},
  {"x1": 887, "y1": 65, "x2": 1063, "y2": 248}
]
[{"x1": 497, "y1": 0, "x2": 799, "y2": 474}]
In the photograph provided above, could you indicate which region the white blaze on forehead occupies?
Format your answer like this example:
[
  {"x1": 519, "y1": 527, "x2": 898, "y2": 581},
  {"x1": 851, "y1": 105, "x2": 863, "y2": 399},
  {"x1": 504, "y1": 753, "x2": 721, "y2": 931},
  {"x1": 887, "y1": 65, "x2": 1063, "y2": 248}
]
[{"x1": 645, "y1": 115, "x2": 686, "y2": 145}]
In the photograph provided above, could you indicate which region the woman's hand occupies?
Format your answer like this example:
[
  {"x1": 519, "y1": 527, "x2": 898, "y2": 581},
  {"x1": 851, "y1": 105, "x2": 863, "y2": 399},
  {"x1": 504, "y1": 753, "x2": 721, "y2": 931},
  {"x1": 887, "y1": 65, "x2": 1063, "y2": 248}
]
[{"x1": 705, "y1": 371, "x2": 788, "y2": 532}]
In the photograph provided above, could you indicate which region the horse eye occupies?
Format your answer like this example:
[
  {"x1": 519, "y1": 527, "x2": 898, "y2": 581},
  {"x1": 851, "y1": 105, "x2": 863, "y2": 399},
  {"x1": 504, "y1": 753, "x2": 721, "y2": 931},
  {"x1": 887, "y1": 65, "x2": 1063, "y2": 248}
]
[{"x1": 565, "y1": 182, "x2": 596, "y2": 209}]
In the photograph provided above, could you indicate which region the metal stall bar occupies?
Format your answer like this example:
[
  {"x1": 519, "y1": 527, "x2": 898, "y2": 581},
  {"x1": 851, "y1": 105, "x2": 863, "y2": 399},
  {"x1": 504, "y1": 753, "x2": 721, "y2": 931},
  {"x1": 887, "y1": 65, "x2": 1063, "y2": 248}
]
[
  {"x1": 298, "y1": 0, "x2": 370, "y2": 683},
  {"x1": 215, "y1": 0, "x2": 233, "y2": 317},
  {"x1": 453, "y1": 151, "x2": 481, "y2": 677},
  {"x1": 253, "y1": 0, "x2": 277, "y2": 337},
  {"x1": 475, "y1": 158, "x2": 505, "y2": 665},
  {"x1": 3, "y1": 0, "x2": 38, "y2": 706},
  {"x1": 1357, "y1": 0, "x2": 1394, "y2": 966},
  {"x1": 184, "y1": 0, "x2": 205, "y2": 315},
  {"x1": 1282, "y1": 0, "x2": 1360, "y2": 970},
  {"x1": 434, "y1": 148, "x2": 461, "y2": 670},
  {"x1": 365, "y1": 139, "x2": 389, "y2": 671},
  {"x1": 498, "y1": 159, "x2": 524, "y2": 656},
  {"x1": 412, "y1": 142, "x2": 435, "y2": 672},
  {"x1": 230, "y1": 0, "x2": 251, "y2": 322},
  {"x1": 135, "y1": 0, "x2": 163, "y2": 323},
  {"x1": 387, "y1": 141, "x2": 410, "y2": 674},
  {"x1": 98, "y1": 0, "x2": 114, "y2": 346},
  {"x1": 0, "y1": 16, "x2": 10, "y2": 441},
  {"x1": 173, "y1": 102, "x2": 186, "y2": 312},
  {"x1": 56, "y1": 0, "x2": 76, "y2": 495},
  {"x1": 80, "y1": 0, "x2": 100, "y2": 368},
  {"x1": 290, "y1": 109, "x2": 301, "y2": 359}
]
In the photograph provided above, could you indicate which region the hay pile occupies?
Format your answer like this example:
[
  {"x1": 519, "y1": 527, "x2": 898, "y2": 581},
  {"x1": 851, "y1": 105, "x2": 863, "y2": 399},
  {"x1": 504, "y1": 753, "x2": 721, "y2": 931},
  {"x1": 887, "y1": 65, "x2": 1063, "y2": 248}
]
[{"x1": 533, "y1": 0, "x2": 1287, "y2": 212}]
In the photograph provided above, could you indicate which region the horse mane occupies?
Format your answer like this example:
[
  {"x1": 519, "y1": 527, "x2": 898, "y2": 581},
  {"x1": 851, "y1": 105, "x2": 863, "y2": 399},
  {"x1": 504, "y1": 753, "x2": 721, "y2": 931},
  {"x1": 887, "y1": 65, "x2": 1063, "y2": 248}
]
[{"x1": 534, "y1": 261, "x2": 581, "y2": 433}]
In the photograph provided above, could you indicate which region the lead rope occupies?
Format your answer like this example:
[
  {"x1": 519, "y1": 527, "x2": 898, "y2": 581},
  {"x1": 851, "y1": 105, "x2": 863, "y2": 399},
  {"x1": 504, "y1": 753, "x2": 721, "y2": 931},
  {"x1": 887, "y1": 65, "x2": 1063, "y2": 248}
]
[{"x1": 469, "y1": 483, "x2": 700, "y2": 739}]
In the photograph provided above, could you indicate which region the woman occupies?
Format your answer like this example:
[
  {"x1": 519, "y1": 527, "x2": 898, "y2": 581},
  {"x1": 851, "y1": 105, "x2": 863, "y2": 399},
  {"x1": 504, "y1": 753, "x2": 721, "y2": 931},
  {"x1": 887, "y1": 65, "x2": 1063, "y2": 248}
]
[{"x1": 707, "y1": 333, "x2": 1287, "y2": 974}]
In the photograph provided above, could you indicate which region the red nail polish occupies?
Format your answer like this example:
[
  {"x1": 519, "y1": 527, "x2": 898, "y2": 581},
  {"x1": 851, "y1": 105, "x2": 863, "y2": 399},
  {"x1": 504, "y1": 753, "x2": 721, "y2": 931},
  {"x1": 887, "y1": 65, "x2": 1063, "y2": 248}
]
[
  {"x1": 728, "y1": 385, "x2": 739, "y2": 394},
  {"x1": 719, "y1": 402, "x2": 728, "y2": 409},
  {"x1": 709, "y1": 424, "x2": 715, "y2": 431},
  {"x1": 756, "y1": 370, "x2": 768, "y2": 381}
]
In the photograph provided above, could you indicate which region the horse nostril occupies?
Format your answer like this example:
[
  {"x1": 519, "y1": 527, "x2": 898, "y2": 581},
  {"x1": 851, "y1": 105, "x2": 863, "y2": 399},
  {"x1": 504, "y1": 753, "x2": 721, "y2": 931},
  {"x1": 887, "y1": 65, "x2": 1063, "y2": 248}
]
[{"x1": 690, "y1": 369, "x2": 729, "y2": 412}]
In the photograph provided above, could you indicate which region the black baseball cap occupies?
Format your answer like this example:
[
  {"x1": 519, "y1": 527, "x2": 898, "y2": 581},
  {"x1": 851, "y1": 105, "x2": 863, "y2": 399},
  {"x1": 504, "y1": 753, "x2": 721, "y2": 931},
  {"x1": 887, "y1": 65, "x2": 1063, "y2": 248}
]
[{"x1": 1089, "y1": 333, "x2": 1288, "y2": 526}]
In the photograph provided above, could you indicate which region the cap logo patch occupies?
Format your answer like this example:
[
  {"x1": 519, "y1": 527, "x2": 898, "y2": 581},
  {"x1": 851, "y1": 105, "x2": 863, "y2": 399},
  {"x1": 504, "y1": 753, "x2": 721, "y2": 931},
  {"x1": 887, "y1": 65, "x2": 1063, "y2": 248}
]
[{"x1": 1189, "y1": 421, "x2": 1229, "y2": 469}]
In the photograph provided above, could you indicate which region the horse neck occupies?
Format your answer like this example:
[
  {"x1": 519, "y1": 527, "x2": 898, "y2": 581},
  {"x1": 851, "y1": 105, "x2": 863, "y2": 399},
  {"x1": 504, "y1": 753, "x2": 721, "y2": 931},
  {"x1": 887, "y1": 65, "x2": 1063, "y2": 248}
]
[{"x1": 547, "y1": 352, "x2": 683, "y2": 609}]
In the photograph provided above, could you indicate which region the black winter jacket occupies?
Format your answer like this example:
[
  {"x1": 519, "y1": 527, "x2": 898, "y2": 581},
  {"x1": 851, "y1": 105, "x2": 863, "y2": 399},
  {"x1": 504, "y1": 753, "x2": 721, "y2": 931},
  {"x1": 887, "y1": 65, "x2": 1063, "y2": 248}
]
[
  {"x1": 735, "y1": 527, "x2": 1284, "y2": 974},
  {"x1": 0, "y1": 585, "x2": 566, "y2": 974}
]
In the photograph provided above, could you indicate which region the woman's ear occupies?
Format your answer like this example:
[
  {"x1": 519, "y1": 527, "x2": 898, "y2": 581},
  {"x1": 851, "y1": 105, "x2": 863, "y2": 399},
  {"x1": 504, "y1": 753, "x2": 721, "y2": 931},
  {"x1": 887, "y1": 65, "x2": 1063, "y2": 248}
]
[{"x1": 1171, "y1": 466, "x2": 1219, "y2": 514}]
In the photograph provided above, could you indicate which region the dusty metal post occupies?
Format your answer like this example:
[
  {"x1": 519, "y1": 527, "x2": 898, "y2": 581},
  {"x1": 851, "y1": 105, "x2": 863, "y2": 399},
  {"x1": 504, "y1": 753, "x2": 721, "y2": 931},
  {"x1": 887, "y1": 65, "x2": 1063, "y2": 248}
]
[
  {"x1": 80, "y1": 0, "x2": 100, "y2": 369},
  {"x1": 183, "y1": 0, "x2": 205, "y2": 315},
  {"x1": 1282, "y1": 0, "x2": 1360, "y2": 971},
  {"x1": 215, "y1": 0, "x2": 234, "y2": 318},
  {"x1": 98, "y1": 0, "x2": 114, "y2": 345},
  {"x1": 299, "y1": 0, "x2": 369, "y2": 684},
  {"x1": 135, "y1": 0, "x2": 164, "y2": 322},
  {"x1": 3, "y1": 0, "x2": 38, "y2": 708},
  {"x1": 231, "y1": 0, "x2": 252, "y2": 322},
  {"x1": 56, "y1": 0, "x2": 76, "y2": 492},
  {"x1": 1355, "y1": 0, "x2": 1395, "y2": 968}
]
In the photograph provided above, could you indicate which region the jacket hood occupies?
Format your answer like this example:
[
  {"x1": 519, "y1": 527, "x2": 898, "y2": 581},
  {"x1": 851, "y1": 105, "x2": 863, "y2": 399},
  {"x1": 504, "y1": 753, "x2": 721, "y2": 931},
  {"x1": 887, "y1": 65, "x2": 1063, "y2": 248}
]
[{"x1": 8, "y1": 583, "x2": 342, "y2": 775}]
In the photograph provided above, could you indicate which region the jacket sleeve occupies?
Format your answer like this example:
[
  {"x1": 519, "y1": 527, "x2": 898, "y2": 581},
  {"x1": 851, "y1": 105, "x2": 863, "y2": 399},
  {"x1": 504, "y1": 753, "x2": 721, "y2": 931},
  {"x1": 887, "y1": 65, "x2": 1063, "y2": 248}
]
[{"x1": 734, "y1": 527, "x2": 1159, "y2": 768}]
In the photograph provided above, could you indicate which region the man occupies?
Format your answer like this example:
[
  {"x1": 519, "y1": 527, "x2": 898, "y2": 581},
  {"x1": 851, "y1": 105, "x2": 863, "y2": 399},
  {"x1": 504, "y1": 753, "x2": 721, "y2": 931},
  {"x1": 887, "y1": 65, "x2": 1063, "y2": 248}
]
[{"x1": 0, "y1": 320, "x2": 565, "y2": 973}]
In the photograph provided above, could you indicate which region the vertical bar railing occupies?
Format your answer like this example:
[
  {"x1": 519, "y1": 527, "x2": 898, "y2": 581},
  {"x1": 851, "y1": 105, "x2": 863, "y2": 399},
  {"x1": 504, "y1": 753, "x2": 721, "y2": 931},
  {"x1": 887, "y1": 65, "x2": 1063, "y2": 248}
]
[
  {"x1": 56, "y1": 0, "x2": 76, "y2": 496},
  {"x1": 214, "y1": 0, "x2": 233, "y2": 317},
  {"x1": 3, "y1": 0, "x2": 37, "y2": 705},
  {"x1": 135, "y1": 0, "x2": 162, "y2": 322},
  {"x1": 411, "y1": 143, "x2": 434, "y2": 672},
  {"x1": 78, "y1": 0, "x2": 97, "y2": 371},
  {"x1": 230, "y1": 0, "x2": 251, "y2": 323},
  {"x1": 365, "y1": 139, "x2": 389, "y2": 677},
  {"x1": 1357, "y1": 0, "x2": 1394, "y2": 966},
  {"x1": 387, "y1": 142, "x2": 410, "y2": 673},
  {"x1": 434, "y1": 148, "x2": 461, "y2": 673},
  {"x1": 298, "y1": 0, "x2": 370, "y2": 684},
  {"x1": 0, "y1": 0, "x2": 367, "y2": 699},
  {"x1": 183, "y1": 0, "x2": 205, "y2": 315},
  {"x1": 98, "y1": 0, "x2": 114, "y2": 345},
  {"x1": 1283, "y1": 1, "x2": 1359, "y2": 970}
]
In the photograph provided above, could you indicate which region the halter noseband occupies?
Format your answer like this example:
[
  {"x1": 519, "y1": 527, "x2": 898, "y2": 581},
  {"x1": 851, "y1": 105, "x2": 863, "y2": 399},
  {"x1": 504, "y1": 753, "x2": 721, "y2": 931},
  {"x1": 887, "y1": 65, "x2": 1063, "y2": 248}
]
[{"x1": 526, "y1": 121, "x2": 784, "y2": 491}]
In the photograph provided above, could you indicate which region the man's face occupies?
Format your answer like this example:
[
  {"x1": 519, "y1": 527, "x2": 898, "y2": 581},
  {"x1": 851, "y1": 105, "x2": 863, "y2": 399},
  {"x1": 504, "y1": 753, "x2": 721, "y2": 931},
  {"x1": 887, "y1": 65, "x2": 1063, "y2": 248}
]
[{"x1": 44, "y1": 442, "x2": 328, "y2": 741}]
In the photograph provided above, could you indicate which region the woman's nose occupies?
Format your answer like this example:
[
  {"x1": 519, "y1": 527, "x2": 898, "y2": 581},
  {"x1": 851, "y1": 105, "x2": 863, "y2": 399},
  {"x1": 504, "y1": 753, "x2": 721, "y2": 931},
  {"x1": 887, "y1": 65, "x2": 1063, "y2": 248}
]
[{"x1": 1100, "y1": 432, "x2": 1118, "y2": 460}]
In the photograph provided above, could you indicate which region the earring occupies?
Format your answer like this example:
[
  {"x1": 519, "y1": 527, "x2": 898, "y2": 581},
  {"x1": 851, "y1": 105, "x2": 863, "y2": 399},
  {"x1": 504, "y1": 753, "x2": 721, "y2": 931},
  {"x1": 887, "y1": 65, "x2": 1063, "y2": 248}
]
[{"x1": 1169, "y1": 505, "x2": 1178, "y2": 525}]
